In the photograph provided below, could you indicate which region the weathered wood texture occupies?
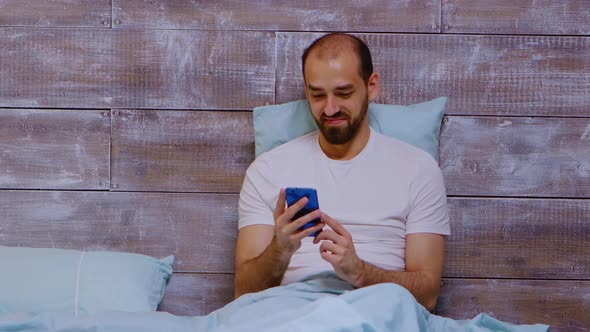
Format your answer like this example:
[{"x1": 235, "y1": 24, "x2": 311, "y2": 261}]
[
  {"x1": 276, "y1": 33, "x2": 590, "y2": 117},
  {"x1": 441, "y1": 116, "x2": 590, "y2": 198},
  {"x1": 437, "y1": 278, "x2": 590, "y2": 331},
  {"x1": 105, "y1": 112, "x2": 589, "y2": 198},
  {"x1": 445, "y1": 198, "x2": 590, "y2": 279},
  {"x1": 0, "y1": 29, "x2": 274, "y2": 109},
  {"x1": 4, "y1": 30, "x2": 589, "y2": 115},
  {"x1": 0, "y1": 191, "x2": 239, "y2": 273},
  {"x1": 442, "y1": 0, "x2": 590, "y2": 35},
  {"x1": 2, "y1": 191, "x2": 587, "y2": 280},
  {"x1": 0, "y1": 109, "x2": 110, "y2": 190},
  {"x1": 1, "y1": 2, "x2": 588, "y2": 330},
  {"x1": 159, "y1": 273, "x2": 234, "y2": 316},
  {"x1": 111, "y1": 110, "x2": 253, "y2": 193},
  {"x1": 0, "y1": 0, "x2": 111, "y2": 27},
  {"x1": 112, "y1": 0, "x2": 440, "y2": 32}
]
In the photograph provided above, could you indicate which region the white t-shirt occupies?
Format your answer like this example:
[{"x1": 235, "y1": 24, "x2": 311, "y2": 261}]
[{"x1": 238, "y1": 128, "x2": 450, "y2": 285}]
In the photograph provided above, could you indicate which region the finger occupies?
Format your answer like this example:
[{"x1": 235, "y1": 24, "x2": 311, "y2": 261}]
[
  {"x1": 282, "y1": 196, "x2": 309, "y2": 222},
  {"x1": 295, "y1": 221, "x2": 325, "y2": 239},
  {"x1": 276, "y1": 189, "x2": 312, "y2": 228},
  {"x1": 273, "y1": 188, "x2": 286, "y2": 219},
  {"x1": 321, "y1": 212, "x2": 350, "y2": 237},
  {"x1": 321, "y1": 250, "x2": 338, "y2": 265},
  {"x1": 285, "y1": 197, "x2": 309, "y2": 218},
  {"x1": 319, "y1": 241, "x2": 344, "y2": 256},
  {"x1": 312, "y1": 225, "x2": 325, "y2": 241},
  {"x1": 312, "y1": 229, "x2": 341, "y2": 244},
  {"x1": 274, "y1": 189, "x2": 294, "y2": 229},
  {"x1": 284, "y1": 209, "x2": 320, "y2": 234}
]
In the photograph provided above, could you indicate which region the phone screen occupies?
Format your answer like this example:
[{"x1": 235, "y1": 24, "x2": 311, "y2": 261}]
[{"x1": 285, "y1": 187, "x2": 322, "y2": 237}]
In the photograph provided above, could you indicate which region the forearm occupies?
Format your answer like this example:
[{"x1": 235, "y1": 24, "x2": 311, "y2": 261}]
[
  {"x1": 234, "y1": 237, "x2": 291, "y2": 298},
  {"x1": 356, "y1": 260, "x2": 441, "y2": 311}
]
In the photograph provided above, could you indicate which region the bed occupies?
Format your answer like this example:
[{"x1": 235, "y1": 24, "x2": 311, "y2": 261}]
[
  {"x1": 1, "y1": 98, "x2": 587, "y2": 330},
  {"x1": 1, "y1": 1, "x2": 589, "y2": 330}
]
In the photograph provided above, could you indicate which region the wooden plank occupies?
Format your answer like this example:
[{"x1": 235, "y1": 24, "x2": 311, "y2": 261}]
[
  {"x1": 159, "y1": 273, "x2": 234, "y2": 316},
  {"x1": 0, "y1": 29, "x2": 274, "y2": 109},
  {"x1": 0, "y1": 0, "x2": 111, "y2": 27},
  {"x1": 111, "y1": 110, "x2": 254, "y2": 193},
  {"x1": 111, "y1": 112, "x2": 590, "y2": 197},
  {"x1": 275, "y1": 33, "x2": 590, "y2": 117},
  {"x1": 442, "y1": 0, "x2": 590, "y2": 35},
  {"x1": 441, "y1": 116, "x2": 590, "y2": 198},
  {"x1": 2, "y1": 191, "x2": 587, "y2": 280},
  {"x1": 0, "y1": 191, "x2": 238, "y2": 273},
  {"x1": 113, "y1": 0, "x2": 440, "y2": 33},
  {"x1": 437, "y1": 278, "x2": 590, "y2": 331},
  {"x1": 445, "y1": 198, "x2": 590, "y2": 279},
  {"x1": 0, "y1": 109, "x2": 110, "y2": 190}
]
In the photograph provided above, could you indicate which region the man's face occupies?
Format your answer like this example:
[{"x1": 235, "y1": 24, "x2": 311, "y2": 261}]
[{"x1": 303, "y1": 51, "x2": 372, "y2": 145}]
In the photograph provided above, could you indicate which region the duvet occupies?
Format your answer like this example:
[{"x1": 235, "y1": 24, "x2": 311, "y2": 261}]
[{"x1": 0, "y1": 272, "x2": 549, "y2": 332}]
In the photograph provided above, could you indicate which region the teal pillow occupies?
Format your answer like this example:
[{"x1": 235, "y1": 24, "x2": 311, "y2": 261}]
[
  {"x1": 0, "y1": 246, "x2": 173, "y2": 315},
  {"x1": 253, "y1": 97, "x2": 447, "y2": 161}
]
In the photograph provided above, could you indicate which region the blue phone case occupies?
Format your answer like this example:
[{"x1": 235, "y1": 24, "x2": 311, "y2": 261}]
[{"x1": 285, "y1": 187, "x2": 322, "y2": 237}]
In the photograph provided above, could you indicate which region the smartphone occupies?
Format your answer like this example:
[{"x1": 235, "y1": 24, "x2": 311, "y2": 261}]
[{"x1": 285, "y1": 187, "x2": 322, "y2": 237}]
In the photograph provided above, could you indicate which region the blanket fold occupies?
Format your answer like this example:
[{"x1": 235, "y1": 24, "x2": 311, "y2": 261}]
[{"x1": 0, "y1": 272, "x2": 550, "y2": 332}]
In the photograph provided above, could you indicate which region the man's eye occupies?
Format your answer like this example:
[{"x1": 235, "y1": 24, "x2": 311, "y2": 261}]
[
  {"x1": 339, "y1": 92, "x2": 352, "y2": 98},
  {"x1": 312, "y1": 94, "x2": 325, "y2": 99}
]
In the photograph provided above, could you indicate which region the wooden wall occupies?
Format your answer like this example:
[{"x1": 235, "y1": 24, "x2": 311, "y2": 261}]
[{"x1": 1, "y1": 1, "x2": 589, "y2": 330}]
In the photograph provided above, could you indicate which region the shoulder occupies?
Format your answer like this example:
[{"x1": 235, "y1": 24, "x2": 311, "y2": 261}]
[
  {"x1": 372, "y1": 130, "x2": 438, "y2": 170},
  {"x1": 255, "y1": 131, "x2": 318, "y2": 163},
  {"x1": 247, "y1": 131, "x2": 319, "y2": 174}
]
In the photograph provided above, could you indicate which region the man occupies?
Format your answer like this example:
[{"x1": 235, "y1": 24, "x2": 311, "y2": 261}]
[{"x1": 234, "y1": 33, "x2": 450, "y2": 311}]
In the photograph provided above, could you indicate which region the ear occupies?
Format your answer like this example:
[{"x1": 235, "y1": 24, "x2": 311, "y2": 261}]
[{"x1": 367, "y1": 73, "x2": 380, "y2": 102}]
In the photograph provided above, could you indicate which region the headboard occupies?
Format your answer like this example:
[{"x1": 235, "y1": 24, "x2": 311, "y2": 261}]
[{"x1": 1, "y1": 1, "x2": 589, "y2": 330}]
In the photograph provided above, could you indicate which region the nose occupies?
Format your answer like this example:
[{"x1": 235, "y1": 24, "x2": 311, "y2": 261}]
[{"x1": 323, "y1": 95, "x2": 339, "y2": 117}]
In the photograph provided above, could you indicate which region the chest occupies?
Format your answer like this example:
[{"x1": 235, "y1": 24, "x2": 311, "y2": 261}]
[{"x1": 279, "y1": 158, "x2": 412, "y2": 225}]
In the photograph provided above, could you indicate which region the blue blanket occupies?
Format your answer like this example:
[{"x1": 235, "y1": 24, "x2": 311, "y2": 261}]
[{"x1": 0, "y1": 273, "x2": 549, "y2": 332}]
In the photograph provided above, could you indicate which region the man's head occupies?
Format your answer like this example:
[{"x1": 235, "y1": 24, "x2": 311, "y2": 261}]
[
  {"x1": 301, "y1": 33, "x2": 379, "y2": 146},
  {"x1": 302, "y1": 33, "x2": 374, "y2": 84}
]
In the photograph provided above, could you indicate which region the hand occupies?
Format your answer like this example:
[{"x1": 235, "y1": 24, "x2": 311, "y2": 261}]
[
  {"x1": 273, "y1": 188, "x2": 325, "y2": 258},
  {"x1": 313, "y1": 212, "x2": 365, "y2": 287}
]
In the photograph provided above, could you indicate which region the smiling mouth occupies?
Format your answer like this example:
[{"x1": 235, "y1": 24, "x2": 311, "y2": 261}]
[{"x1": 323, "y1": 117, "x2": 347, "y2": 125}]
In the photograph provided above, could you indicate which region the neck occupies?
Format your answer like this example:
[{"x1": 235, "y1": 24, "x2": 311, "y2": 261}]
[{"x1": 319, "y1": 124, "x2": 371, "y2": 160}]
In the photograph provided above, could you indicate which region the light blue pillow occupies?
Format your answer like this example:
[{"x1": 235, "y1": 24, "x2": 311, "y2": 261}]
[
  {"x1": 0, "y1": 246, "x2": 173, "y2": 315},
  {"x1": 253, "y1": 97, "x2": 447, "y2": 161}
]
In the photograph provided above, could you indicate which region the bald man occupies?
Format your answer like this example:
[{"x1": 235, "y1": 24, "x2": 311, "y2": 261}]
[{"x1": 234, "y1": 33, "x2": 450, "y2": 311}]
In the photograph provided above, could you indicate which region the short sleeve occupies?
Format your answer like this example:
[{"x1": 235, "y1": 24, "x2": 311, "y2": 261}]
[
  {"x1": 406, "y1": 157, "x2": 450, "y2": 235},
  {"x1": 238, "y1": 161, "x2": 276, "y2": 229}
]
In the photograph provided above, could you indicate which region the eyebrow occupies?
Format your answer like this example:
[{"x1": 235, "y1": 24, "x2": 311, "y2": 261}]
[
  {"x1": 307, "y1": 84, "x2": 354, "y2": 91},
  {"x1": 335, "y1": 84, "x2": 354, "y2": 91},
  {"x1": 307, "y1": 84, "x2": 323, "y2": 91}
]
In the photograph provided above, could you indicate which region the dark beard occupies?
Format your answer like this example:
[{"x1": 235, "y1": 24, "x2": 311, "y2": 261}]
[{"x1": 315, "y1": 96, "x2": 369, "y2": 145}]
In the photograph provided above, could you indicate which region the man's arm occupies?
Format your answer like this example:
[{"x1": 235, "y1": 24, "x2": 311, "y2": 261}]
[
  {"x1": 355, "y1": 233, "x2": 444, "y2": 311},
  {"x1": 314, "y1": 213, "x2": 444, "y2": 311},
  {"x1": 234, "y1": 225, "x2": 286, "y2": 298},
  {"x1": 234, "y1": 189, "x2": 325, "y2": 298}
]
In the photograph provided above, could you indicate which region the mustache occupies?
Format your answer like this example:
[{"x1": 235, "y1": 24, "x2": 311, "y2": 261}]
[{"x1": 321, "y1": 112, "x2": 349, "y2": 121}]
